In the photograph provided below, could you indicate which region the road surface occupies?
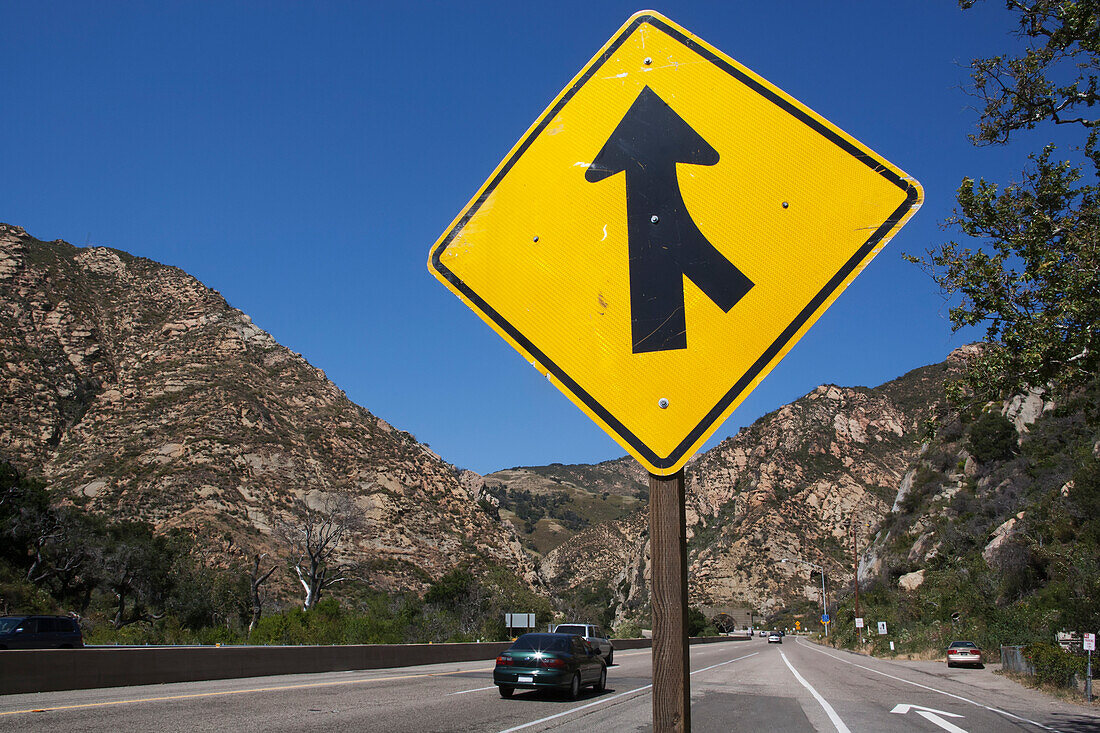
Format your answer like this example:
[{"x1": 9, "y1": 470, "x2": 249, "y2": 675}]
[{"x1": 2, "y1": 636, "x2": 1097, "y2": 731}]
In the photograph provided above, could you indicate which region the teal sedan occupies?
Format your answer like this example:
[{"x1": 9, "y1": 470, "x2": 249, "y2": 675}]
[{"x1": 494, "y1": 633, "x2": 607, "y2": 699}]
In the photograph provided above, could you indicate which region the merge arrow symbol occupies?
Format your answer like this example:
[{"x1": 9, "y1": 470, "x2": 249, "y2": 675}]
[
  {"x1": 586, "y1": 86, "x2": 754, "y2": 354},
  {"x1": 890, "y1": 703, "x2": 968, "y2": 733}
]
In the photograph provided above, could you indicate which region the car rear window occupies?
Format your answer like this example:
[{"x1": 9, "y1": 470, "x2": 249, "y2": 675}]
[
  {"x1": 510, "y1": 634, "x2": 570, "y2": 652},
  {"x1": 949, "y1": 641, "x2": 977, "y2": 648},
  {"x1": 555, "y1": 625, "x2": 586, "y2": 635},
  {"x1": 41, "y1": 618, "x2": 74, "y2": 633}
]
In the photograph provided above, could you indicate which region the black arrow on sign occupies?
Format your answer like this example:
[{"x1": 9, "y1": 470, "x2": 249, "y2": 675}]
[{"x1": 585, "y1": 86, "x2": 753, "y2": 354}]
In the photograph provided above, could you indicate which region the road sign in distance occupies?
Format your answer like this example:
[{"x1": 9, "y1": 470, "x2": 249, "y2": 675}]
[
  {"x1": 428, "y1": 10, "x2": 922, "y2": 475},
  {"x1": 855, "y1": 617, "x2": 864, "y2": 628},
  {"x1": 1086, "y1": 633, "x2": 1096, "y2": 651},
  {"x1": 821, "y1": 614, "x2": 830, "y2": 623},
  {"x1": 878, "y1": 621, "x2": 888, "y2": 635}
]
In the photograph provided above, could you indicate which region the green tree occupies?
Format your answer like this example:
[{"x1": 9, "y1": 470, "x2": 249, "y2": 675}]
[
  {"x1": 967, "y1": 410, "x2": 1019, "y2": 463},
  {"x1": 910, "y1": 1, "x2": 1100, "y2": 403},
  {"x1": 100, "y1": 521, "x2": 174, "y2": 628},
  {"x1": 686, "y1": 607, "x2": 709, "y2": 637}
]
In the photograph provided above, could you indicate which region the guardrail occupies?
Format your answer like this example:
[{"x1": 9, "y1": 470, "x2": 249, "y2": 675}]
[{"x1": 0, "y1": 635, "x2": 747, "y2": 695}]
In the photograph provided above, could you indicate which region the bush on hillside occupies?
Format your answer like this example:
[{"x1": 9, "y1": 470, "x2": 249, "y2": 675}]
[
  {"x1": 1024, "y1": 642, "x2": 1085, "y2": 688},
  {"x1": 968, "y1": 411, "x2": 1017, "y2": 464}
]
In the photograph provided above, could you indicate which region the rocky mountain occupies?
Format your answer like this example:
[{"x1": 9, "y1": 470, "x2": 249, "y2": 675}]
[
  {"x1": 3, "y1": 222, "x2": 1019, "y2": 629},
  {"x1": 497, "y1": 349, "x2": 972, "y2": 623},
  {"x1": 475, "y1": 458, "x2": 648, "y2": 554},
  {"x1": 0, "y1": 224, "x2": 535, "y2": 595}
]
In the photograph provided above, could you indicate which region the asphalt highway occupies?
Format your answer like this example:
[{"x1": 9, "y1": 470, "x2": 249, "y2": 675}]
[{"x1": 2, "y1": 637, "x2": 1098, "y2": 732}]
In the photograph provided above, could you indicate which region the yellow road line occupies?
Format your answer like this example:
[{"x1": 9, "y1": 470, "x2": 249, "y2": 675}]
[{"x1": 0, "y1": 665, "x2": 494, "y2": 717}]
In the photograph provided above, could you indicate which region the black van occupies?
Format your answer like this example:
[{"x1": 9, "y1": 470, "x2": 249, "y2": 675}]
[{"x1": 0, "y1": 615, "x2": 84, "y2": 649}]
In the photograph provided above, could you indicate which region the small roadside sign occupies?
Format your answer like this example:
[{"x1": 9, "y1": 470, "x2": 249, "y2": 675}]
[
  {"x1": 855, "y1": 617, "x2": 865, "y2": 628},
  {"x1": 1085, "y1": 633, "x2": 1096, "y2": 651},
  {"x1": 505, "y1": 613, "x2": 535, "y2": 629},
  {"x1": 821, "y1": 614, "x2": 830, "y2": 624},
  {"x1": 878, "y1": 621, "x2": 888, "y2": 635},
  {"x1": 428, "y1": 10, "x2": 922, "y2": 476}
]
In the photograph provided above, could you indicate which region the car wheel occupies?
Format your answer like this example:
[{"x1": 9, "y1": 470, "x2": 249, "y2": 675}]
[
  {"x1": 606, "y1": 650, "x2": 613, "y2": 666},
  {"x1": 568, "y1": 673, "x2": 581, "y2": 700},
  {"x1": 498, "y1": 686, "x2": 514, "y2": 698},
  {"x1": 594, "y1": 667, "x2": 606, "y2": 692}
]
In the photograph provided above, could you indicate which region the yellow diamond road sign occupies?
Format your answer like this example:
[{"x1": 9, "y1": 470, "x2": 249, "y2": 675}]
[{"x1": 429, "y1": 11, "x2": 922, "y2": 476}]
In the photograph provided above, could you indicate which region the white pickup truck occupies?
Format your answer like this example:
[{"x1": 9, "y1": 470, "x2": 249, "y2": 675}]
[{"x1": 553, "y1": 623, "x2": 613, "y2": 665}]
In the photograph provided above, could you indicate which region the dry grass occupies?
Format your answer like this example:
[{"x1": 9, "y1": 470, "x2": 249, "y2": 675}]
[{"x1": 997, "y1": 669, "x2": 1100, "y2": 708}]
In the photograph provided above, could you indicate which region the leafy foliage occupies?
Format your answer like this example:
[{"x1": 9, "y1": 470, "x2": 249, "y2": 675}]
[
  {"x1": 909, "y1": 1, "x2": 1100, "y2": 403},
  {"x1": 967, "y1": 410, "x2": 1019, "y2": 463},
  {"x1": 1024, "y1": 642, "x2": 1087, "y2": 687},
  {"x1": 961, "y1": 0, "x2": 1100, "y2": 150},
  {"x1": 0, "y1": 462, "x2": 551, "y2": 645}
]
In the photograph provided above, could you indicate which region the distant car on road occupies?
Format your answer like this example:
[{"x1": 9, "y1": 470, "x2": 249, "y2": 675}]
[
  {"x1": 553, "y1": 623, "x2": 613, "y2": 665},
  {"x1": 759, "y1": 630, "x2": 767, "y2": 637},
  {"x1": 946, "y1": 640, "x2": 982, "y2": 667},
  {"x1": 767, "y1": 632, "x2": 782, "y2": 644},
  {"x1": 494, "y1": 633, "x2": 606, "y2": 699},
  {"x1": 0, "y1": 615, "x2": 83, "y2": 649}
]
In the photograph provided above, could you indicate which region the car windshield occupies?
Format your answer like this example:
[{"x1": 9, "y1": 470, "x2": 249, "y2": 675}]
[
  {"x1": 0, "y1": 618, "x2": 26, "y2": 633},
  {"x1": 510, "y1": 634, "x2": 571, "y2": 652},
  {"x1": 949, "y1": 641, "x2": 977, "y2": 648},
  {"x1": 555, "y1": 625, "x2": 587, "y2": 635}
]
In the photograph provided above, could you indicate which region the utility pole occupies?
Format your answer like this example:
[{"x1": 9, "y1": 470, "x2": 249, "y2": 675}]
[
  {"x1": 852, "y1": 522, "x2": 862, "y2": 645},
  {"x1": 782, "y1": 557, "x2": 828, "y2": 637}
]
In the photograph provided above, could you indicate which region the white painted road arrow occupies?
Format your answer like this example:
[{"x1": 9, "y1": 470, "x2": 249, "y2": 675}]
[{"x1": 891, "y1": 703, "x2": 968, "y2": 732}]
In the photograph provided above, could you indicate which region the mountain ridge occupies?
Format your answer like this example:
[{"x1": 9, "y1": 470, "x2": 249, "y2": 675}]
[{"x1": 0, "y1": 223, "x2": 536, "y2": 597}]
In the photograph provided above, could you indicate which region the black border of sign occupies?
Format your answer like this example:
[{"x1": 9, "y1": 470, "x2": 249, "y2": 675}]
[{"x1": 430, "y1": 14, "x2": 921, "y2": 471}]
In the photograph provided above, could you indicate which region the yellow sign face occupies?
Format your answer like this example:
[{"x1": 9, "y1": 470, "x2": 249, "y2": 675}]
[{"x1": 429, "y1": 11, "x2": 922, "y2": 475}]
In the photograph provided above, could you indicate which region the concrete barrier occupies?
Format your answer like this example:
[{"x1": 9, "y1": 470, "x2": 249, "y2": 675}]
[{"x1": 0, "y1": 635, "x2": 746, "y2": 695}]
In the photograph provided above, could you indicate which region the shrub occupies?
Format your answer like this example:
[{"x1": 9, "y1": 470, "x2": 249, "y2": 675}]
[
  {"x1": 1024, "y1": 642, "x2": 1084, "y2": 687},
  {"x1": 614, "y1": 619, "x2": 645, "y2": 639},
  {"x1": 968, "y1": 411, "x2": 1017, "y2": 464}
]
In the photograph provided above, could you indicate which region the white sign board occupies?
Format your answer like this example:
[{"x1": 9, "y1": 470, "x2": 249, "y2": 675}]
[
  {"x1": 505, "y1": 613, "x2": 535, "y2": 629},
  {"x1": 1085, "y1": 632, "x2": 1096, "y2": 651},
  {"x1": 877, "y1": 621, "x2": 888, "y2": 635},
  {"x1": 855, "y1": 617, "x2": 865, "y2": 629}
]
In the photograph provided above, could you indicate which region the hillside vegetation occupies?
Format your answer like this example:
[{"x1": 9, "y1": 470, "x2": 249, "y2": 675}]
[{"x1": 825, "y1": 0, "x2": 1100, "y2": 678}]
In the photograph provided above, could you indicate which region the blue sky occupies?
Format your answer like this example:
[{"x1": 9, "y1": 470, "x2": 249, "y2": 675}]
[{"x1": 2, "y1": 2, "x2": 1066, "y2": 474}]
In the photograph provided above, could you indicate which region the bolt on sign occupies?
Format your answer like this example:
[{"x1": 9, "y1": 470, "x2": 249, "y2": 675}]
[{"x1": 428, "y1": 10, "x2": 922, "y2": 476}]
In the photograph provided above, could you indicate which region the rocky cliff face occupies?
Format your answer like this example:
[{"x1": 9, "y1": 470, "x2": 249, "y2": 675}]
[
  {"x1": 533, "y1": 350, "x2": 968, "y2": 622},
  {"x1": 0, "y1": 224, "x2": 535, "y2": 593}
]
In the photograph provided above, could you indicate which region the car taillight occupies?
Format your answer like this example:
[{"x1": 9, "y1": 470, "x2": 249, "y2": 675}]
[
  {"x1": 496, "y1": 656, "x2": 513, "y2": 666},
  {"x1": 540, "y1": 658, "x2": 566, "y2": 669},
  {"x1": 948, "y1": 649, "x2": 958, "y2": 654}
]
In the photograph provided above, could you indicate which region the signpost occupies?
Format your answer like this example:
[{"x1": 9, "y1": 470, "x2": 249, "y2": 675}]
[
  {"x1": 1085, "y1": 632, "x2": 1095, "y2": 702},
  {"x1": 429, "y1": 11, "x2": 921, "y2": 731},
  {"x1": 878, "y1": 621, "x2": 889, "y2": 636},
  {"x1": 855, "y1": 616, "x2": 865, "y2": 645}
]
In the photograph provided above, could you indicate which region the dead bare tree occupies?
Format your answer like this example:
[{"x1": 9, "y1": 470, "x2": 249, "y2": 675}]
[
  {"x1": 276, "y1": 492, "x2": 361, "y2": 610},
  {"x1": 248, "y1": 553, "x2": 276, "y2": 633}
]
